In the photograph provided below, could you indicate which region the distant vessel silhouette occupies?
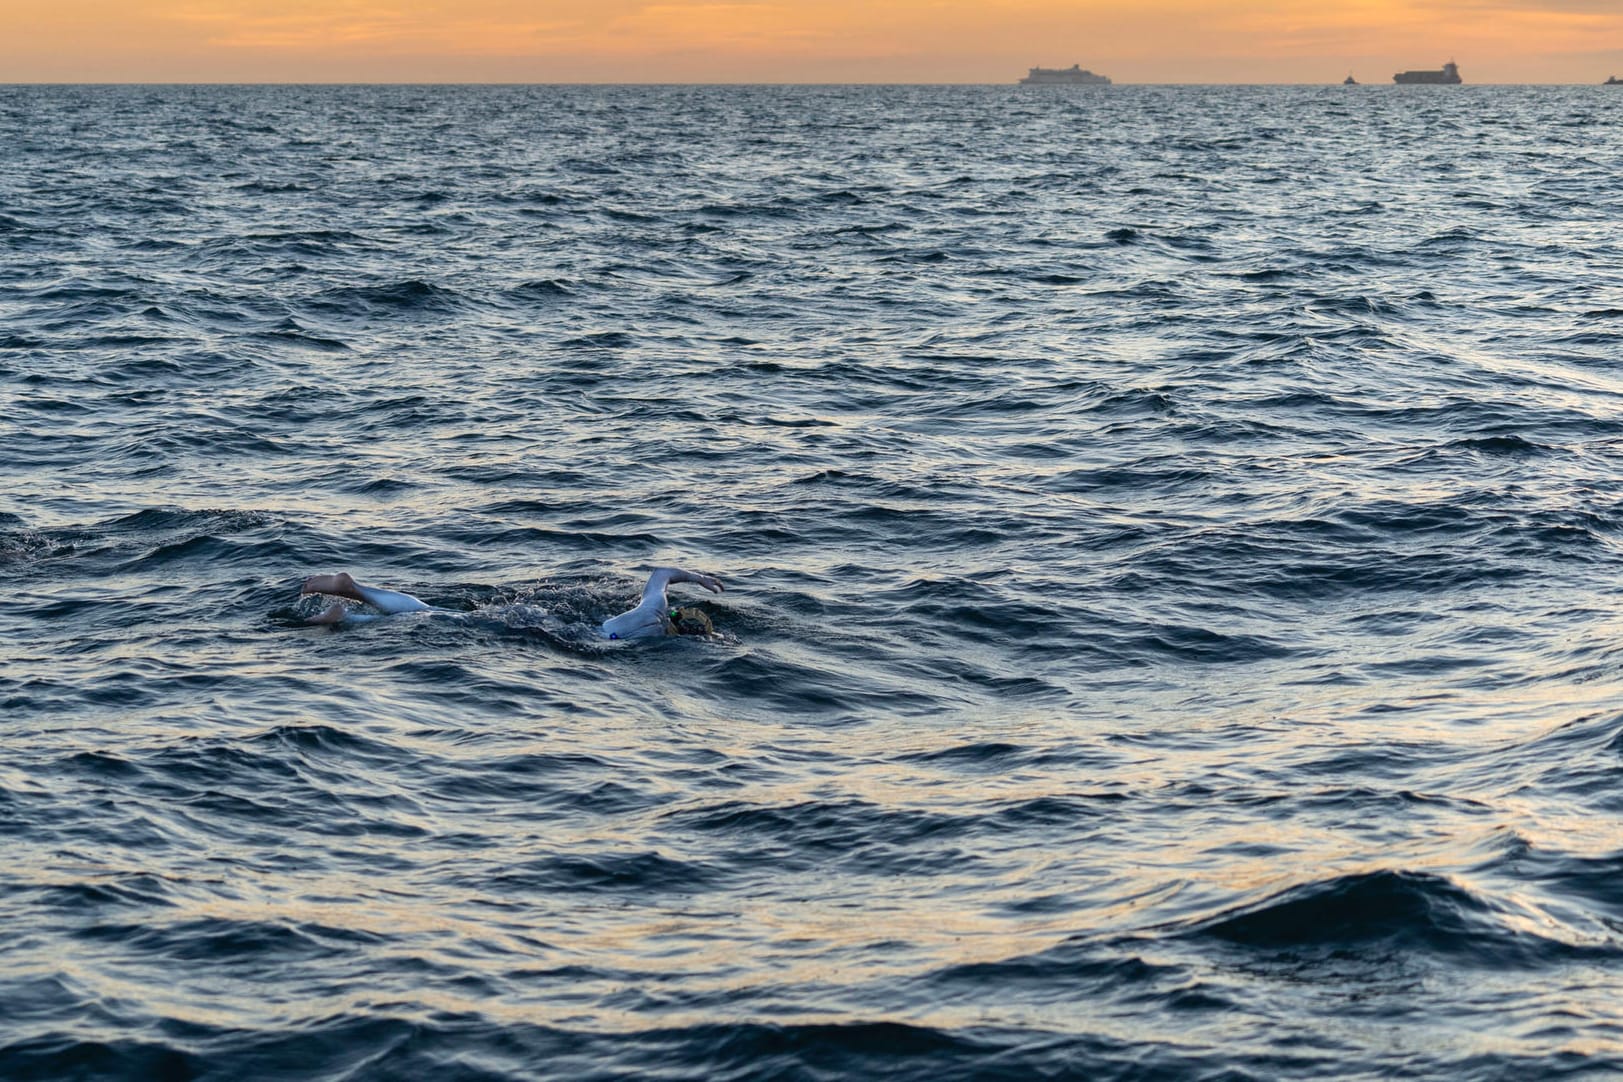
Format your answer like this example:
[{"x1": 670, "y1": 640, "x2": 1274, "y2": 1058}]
[
  {"x1": 1020, "y1": 65, "x2": 1111, "y2": 85},
  {"x1": 1394, "y1": 61, "x2": 1462, "y2": 84},
  {"x1": 1607, "y1": 75, "x2": 1622, "y2": 85},
  {"x1": 1343, "y1": 74, "x2": 1358, "y2": 85}
]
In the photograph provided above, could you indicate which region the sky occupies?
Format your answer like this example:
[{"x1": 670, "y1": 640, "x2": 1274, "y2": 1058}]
[{"x1": 7, "y1": 0, "x2": 1622, "y2": 83}]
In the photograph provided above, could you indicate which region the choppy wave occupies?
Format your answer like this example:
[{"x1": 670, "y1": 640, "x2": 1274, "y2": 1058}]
[{"x1": 3, "y1": 84, "x2": 1623, "y2": 1079}]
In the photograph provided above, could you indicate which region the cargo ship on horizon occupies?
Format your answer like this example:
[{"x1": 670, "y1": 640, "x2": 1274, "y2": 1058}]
[
  {"x1": 1020, "y1": 64, "x2": 1111, "y2": 85},
  {"x1": 1394, "y1": 61, "x2": 1462, "y2": 84}
]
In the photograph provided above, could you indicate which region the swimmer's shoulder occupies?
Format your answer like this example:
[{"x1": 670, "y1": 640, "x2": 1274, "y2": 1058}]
[{"x1": 602, "y1": 608, "x2": 664, "y2": 640}]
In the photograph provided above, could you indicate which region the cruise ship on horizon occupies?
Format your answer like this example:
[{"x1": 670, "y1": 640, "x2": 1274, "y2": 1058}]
[{"x1": 1020, "y1": 64, "x2": 1111, "y2": 85}]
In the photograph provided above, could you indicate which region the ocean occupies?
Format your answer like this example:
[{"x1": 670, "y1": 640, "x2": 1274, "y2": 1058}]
[{"x1": 2, "y1": 83, "x2": 1622, "y2": 1079}]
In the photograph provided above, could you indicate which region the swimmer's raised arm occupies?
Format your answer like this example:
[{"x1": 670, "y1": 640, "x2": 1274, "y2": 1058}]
[{"x1": 639, "y1": 566, "x2": 724, "y2": 607}]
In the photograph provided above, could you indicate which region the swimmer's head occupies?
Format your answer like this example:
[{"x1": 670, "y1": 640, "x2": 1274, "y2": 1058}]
[{"x1": 668, "y1": 605, "x2": 713, "y2": 636}]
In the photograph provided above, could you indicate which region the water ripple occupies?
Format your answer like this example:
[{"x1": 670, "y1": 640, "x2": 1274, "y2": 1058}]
[{"x1": 2, "y1": 84, "x2": 1622, "y2": 1079}]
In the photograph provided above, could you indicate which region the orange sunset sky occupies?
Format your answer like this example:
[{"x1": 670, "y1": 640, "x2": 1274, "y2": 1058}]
[{"x1": 8, "y1": 0, "x2": 1622, "y2": 83}]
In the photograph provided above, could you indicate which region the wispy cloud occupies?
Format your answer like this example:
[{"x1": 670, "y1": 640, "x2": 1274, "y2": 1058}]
[{"x1": 158, "y1": 0, "x2": 574, "y2": 52}]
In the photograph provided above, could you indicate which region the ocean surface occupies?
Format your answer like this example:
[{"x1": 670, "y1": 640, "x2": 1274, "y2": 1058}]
[{"x1": 3, "y1": 83, "x2": 1622, "y2": 1079}]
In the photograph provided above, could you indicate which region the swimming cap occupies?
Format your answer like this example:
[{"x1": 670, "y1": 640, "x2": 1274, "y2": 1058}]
[{"x1": 668, "y1": 606, "x2": 713, "y2": 636}]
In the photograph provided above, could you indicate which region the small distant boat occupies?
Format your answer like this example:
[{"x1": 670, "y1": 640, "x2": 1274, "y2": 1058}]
[
  {"x1": 1020, "y1": 64, "x2": 1111, "y2": 85},
  {"x1": 1606, "y1": 75, "x2": 1622, "y2": 85},
  {"x1": 1394, "y1": 61, "x2": 1462, "y2": 84},
  {"x1": 1343, "y1": 74, "x2": 1358, "y2": 85}
]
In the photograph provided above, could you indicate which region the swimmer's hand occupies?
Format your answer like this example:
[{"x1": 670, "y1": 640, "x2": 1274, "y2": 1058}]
[
  {"x1": 688, "y1": 573, "x2": 724, "y2": 594},
  {"x1": 306, "y1": 602, "x2": 350, "y2": 625},
  {"x1": 656, "y1": 567, "x2": 722, "y2": 594}
]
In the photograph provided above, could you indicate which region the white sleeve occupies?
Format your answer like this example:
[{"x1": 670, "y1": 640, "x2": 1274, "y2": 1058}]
[{"x1": 353, "y1": 584, "x2": 433, "y2": 615}]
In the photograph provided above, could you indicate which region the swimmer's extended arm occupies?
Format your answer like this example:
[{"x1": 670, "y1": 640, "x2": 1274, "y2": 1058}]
[{"x1": 301, "y1": 572, "x2": 433, "y2": 624}]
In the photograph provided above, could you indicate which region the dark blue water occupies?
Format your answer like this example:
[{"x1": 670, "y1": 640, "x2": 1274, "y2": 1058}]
[{"x1": 4, "y1": 83, "x2": 1623, "y2": 1079}]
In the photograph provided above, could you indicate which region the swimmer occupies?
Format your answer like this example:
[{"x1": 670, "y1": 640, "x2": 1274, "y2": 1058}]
[
  {"x1": 300, "y1": 566, "x2": 723, "y2": 639},
  {"x1": 598, "y1": 566, "x2": 723, "y2": 639}
]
